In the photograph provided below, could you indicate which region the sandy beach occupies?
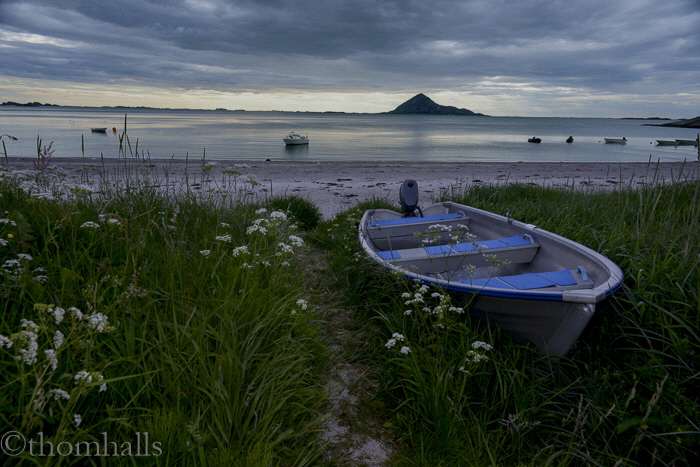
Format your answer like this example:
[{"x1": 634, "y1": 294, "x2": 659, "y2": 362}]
[{"x1": 5, "y1": 158, "x2": 699, "y2": 219}]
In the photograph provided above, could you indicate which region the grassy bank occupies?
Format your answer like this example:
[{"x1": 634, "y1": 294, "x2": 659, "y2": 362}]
[
  {"x1": 315, "y1": 178, "x2": 699, "y2": 465},
  {"x1": 0, "y1": 164, "x2": 327, "y2": 465},
  {"x1": 2, "y1": 157, "x2": 699, "y2": 466}
]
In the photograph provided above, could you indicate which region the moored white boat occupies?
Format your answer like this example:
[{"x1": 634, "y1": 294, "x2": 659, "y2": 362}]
[
  {"x1": 283, "y1": 132, "x2": 310, "y2": 145},
  {"x1": 359, "y1": 180, "x2": 624, "y2": 357},
  {"x1": 604, "y1": 137, "x2": 627, "y2": 144}
]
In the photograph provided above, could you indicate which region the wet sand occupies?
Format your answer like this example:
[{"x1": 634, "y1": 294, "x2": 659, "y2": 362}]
[{"x1": 5, "y1": 158, "x2": 698, "y2": 219}]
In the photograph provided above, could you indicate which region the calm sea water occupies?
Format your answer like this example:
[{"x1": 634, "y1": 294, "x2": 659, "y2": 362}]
[{"x1": 1, "y1": 107, "x2": 698, "y2": 163}]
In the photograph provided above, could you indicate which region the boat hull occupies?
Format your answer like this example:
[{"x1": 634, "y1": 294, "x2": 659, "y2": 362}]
[
  {"x1": 283, "y1": 138, "x2": 310, "y2": 145},
  {"x1": 470, "y1": 295, "x2": 595, "y2": 357},
  {"x1": 359, "y1": 201, "x2": 624, "y2": 356},
  {"x1": 604, "y1": 138, "x2": 627, "y2": 144}
]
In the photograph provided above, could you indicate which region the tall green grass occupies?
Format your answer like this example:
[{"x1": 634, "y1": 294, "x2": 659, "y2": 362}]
[
  {"x1": 316, "y1": 177, "x2": 700, "y2": 466},
  {"x1": 1, "y1": 165, "x2": 327, "y2": 465}
]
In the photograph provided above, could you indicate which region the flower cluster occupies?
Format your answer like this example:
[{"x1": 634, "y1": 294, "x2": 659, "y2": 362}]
[
  {"x1": 459, "y1": 341, "x2": 493, "y2": 375},
  {"x1": 402, "y1": 281, "x2": 464, "y2": 320},
  {"x1": 385, "y1": 333, "x2": 411, "y2": 355},
  {"x1": 0, "y1": 302, "x2": 114, "y2": 433},
  {"x1": 1, "y1": 253, "x2": 47, "y2": 284},
  {"x1": 290, "y1": 298, "x2": 309, "y2": 315}
]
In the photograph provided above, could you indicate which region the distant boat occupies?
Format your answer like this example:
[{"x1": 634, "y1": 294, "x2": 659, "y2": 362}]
[
  {"x1": 283, "y1": 132, "x2": 310, "y2": 145},
  {"x1": 656, "y1": 139, "x2": 678, "y2": 146},
  {"x1": 528, "y1": 137, "x2": 542, "y2": 143},
  {"x1": 566, "y1": 136, "x2": 574, "y2": 143},
  {"x1": 675, "y1": 139, "x2": 698, "y2": 147},
  {"x1": 604, "y1": 137, "x2": 627, "y2": 144},
  {"x1": 91, "y1": 128, "x2": 107, "y2": 133}
]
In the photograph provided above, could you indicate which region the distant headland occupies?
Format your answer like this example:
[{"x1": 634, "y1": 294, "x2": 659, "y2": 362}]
[{"x1": 386, "y1": 93, "x2": 486, "y2": 116}]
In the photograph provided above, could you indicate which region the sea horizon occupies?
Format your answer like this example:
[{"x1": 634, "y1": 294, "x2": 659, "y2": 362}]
[{"x1": 2, "y1": 106, "x2": 698, "y2": 164}]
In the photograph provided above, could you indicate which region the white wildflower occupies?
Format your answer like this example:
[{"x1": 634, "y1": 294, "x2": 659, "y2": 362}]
[
  {"x1": 231, "y1": 245, "x2": 249, "y2": 256},
  {"x1": 199, "y1": 249, "x2": 211, "y2": 256},
  {"x1": 296, "y1": 299, "x2": 308, "y2": 310},
  {"x1": 97, "y1": 374, "x2": 107, "y2": 392},
  {"x1": 21, "y1": 319, "x2": 39, "y2": 332},
  {"x1": 270, "y1": 211, "x2": 287, "y2": 220},
  {"x1": 385, "y1": 338, "x2": 397, "y2": 349},
  {"x1": 44, "y1": 349, "x2": 58, "y2": 371},
  {"x1": 106, "y1": 218, "x2": 122, "y2": 226},
  {"x1": 277, "y1": 243, "x2": 294, "y2": 254},
  {"x1": 404, "y1": 309, "x2": 412, "y2": 316},
  {"x1": 85, "y1": 312, "x2": 109, "y2": 332},
  {"x1": 33, "y1": 275, "x2": 48, "y2": 283},
  {"x1": 215, "y1": 235, "x2": 232, "y2": 242},
  {"x1": 472, "y1": 341, "x2": 493, "y2": 351},
  {"x1": 53, "y1": 330, "x2": 64, "y2": 350},
  {"x1": 16, "y1": 330, "x2": 38, "y2": 365},
  {"x1": 287, "y1": 235, "x2": 304, "y2": 247},
  {"x1": 17, "y1": 253, "x2": 33, "y2": 261},
  {"x1": 400, "y1": 346, "x2": 411, "y2": 354},
  {"x1": 69, "y1": 307, "x2": 83, "y2": 320},
  {"x1": 255, "y1": 208, "x2": 267, "y2": 215},
  {"x1": 2, "y1": 259, "x2": 20, "y2": 269},
  {"x1": 74, "y1": 371, "x2": 93, "y2": 384},
  {"x1": 49, "y1": 306, "x2": 65, "y2": 325},
  {"x1": 401, "y1": 292, "x2": 411, "y2": 299},
  {"x1": 80, "y1": 221, "x2": 100, "y2": 229},
  {"x1": 0, "y1": 335, "x2": 13, "y2": 349},
  {"x1": 246, "y1": 224, "x2": 267, "y2": 235},
  {"x1": 0, "y1": 218, "x2": 17, "y2": 226},
  {"x1": 0, "y1": 239, "x2": 8, "y2": 247},
  {"x1": 49, "y1": 388, "x2": 70, "y2": 401},
  {"x1": 74, "y1": 413, "x2": 82, "y2": 427}
]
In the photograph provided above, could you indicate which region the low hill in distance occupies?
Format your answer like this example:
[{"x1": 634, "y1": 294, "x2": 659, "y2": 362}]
[
  {"x1": 387, "y1": 93, "x2": 486, "y2": 116},
  {"x1": 659, "y1": 116, "x2": 700, "y2": 129}
]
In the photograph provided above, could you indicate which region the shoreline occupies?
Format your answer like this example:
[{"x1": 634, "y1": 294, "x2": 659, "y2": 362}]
[{"x1": 4, "y1": 158, "x2": 699, "y2": 219}]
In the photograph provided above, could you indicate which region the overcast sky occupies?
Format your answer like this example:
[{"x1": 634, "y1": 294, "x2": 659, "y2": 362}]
[{"x1": 1, "y1": 0, "x2": 699, "y2": 117}]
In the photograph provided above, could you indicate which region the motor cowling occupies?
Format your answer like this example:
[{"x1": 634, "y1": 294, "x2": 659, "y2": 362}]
[{"x1": 399, "y1": 179, "x2": 420, "y2": 216}]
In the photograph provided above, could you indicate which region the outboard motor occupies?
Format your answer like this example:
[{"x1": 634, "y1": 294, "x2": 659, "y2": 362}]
[{"x1": 399, "y1": 179, "x2": 421, "y2": 217}]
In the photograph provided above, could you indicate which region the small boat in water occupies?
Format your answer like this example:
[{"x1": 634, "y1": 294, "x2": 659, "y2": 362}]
[
  {"x1": 528, "y1": 137, "x2": 541, "y2": 143},
  {"x1": 566, "y1": 136, "x2": 574, "y2": 143},
  {"x1": 359, "y1": 180, "x2": 624, "y2": 357},
  {"x1": 604, "y1": 137, "x2": 627, "y2": 144},
  {"x1": 656, "y1": 140, "x2": 678, "y2": 146},
  {"x1": 91, "y1": 128, "x2": 108, "y2": 133},
  {"x1": 675, "y1": 139, "x2": 698, "y2": 147},
  {"x1": 283, "y1": 132, "x2": 310, "y2": 145}
]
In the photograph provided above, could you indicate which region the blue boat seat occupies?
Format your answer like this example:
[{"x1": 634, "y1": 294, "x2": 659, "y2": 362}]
[
  {"x1": 371, "y1": 213, "x2": 464, "y2": 227},
  {"x1": 461, "y1": 268, "x2": 581, "y2": 290},
  {"x1": 425, "y1": 235, "x2": 531, "y2": 255}
]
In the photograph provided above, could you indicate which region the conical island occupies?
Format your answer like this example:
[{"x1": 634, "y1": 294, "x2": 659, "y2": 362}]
[{"x1": 387, "y1": 93, "x2": 485, "y2": 116}]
